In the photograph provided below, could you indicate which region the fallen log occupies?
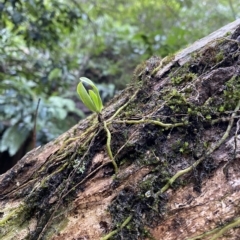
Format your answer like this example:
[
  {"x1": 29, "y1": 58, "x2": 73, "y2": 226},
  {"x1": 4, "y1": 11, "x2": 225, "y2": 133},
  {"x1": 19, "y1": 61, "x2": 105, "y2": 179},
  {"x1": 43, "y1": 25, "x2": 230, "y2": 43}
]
[{"x1": 1, "y1": 19, "x2": 240, "y2": 240}]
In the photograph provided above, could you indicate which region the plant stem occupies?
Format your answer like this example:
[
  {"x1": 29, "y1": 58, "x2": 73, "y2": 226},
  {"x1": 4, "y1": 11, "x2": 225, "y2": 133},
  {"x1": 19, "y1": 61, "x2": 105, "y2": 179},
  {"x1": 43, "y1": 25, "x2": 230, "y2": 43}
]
[
  {"x1": 103, "y1": 121, "x2": 118, "y2": 173},
  {"x1": 100, "y1": 215, "x2": 132, "y2": 240},
  {"x1": 209, "y1": 216, "x2": 240, "y2": 240},
  {"x1": 114, "y1": 119, "x2": 186, "y2": 128}
]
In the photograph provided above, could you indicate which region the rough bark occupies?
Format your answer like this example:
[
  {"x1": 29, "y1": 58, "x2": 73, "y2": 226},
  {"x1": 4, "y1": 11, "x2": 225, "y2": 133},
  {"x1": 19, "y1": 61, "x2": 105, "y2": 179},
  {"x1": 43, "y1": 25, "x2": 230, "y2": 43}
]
[{"x1": 1, "y1": 19, "x2": 240, "y2": 240}]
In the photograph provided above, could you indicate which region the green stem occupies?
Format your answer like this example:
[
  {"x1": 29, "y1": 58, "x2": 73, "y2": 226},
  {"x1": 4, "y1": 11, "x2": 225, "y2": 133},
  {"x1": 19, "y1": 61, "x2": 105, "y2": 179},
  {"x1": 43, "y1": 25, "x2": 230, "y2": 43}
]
[
  {"x1": 114, "y1": 119, "x2": 186, "y2": 128},
  {"x1": 209, "y1": 216, "x2": 240, "y2": 240},
  {"x1": 186, "y1": 227, "x2": 221, "y2": 240},
  {"x1": 187, "y1": 216, "x2": 240, "y2": 240},
  {"x1": 101, "y1": 215, "x2": 132, "y2": 240},
  {"x1": 103, "y1": 121, "x2": 118, "y2": 173},
  {"x1": 159, "y1": 156, "x2": 204, "y2": 194}
]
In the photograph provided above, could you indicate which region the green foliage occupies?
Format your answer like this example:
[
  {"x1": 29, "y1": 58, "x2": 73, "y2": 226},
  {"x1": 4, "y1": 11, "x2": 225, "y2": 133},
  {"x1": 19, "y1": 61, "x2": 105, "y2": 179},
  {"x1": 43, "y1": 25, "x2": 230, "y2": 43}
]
[
  {"x1": 77, "y1": 77, "x2": 103, "y2": 113},
  {"x1": 0, "y1": 0, "x2": 82, "y2": 49},
  {"x1": 0, "y1": 0, "x2": 85, "y2": 157},
  {"x1": 0, "y1": 125, "x2": 29, "y2": 156},
  {"x1": 0, "y1": 78, "x2": 84, "y2": 154},
  {"x1": 0, "y1": 0, "x2": 240, "y2": 159}
]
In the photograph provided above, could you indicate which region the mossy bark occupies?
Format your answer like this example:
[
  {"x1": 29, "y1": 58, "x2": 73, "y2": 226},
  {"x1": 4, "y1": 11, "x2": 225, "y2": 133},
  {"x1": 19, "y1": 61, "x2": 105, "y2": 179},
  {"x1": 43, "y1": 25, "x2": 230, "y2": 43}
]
[{"x1": 1, "y1": 19, "x2": 240, "y2": 240}]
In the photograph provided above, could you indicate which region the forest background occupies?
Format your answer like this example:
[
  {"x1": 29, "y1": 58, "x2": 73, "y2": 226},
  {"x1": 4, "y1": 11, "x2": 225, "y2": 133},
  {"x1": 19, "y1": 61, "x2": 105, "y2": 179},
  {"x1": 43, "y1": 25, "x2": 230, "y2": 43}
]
[{"x1": 0, "y1": 0, "x2": 239, "y2": 172}]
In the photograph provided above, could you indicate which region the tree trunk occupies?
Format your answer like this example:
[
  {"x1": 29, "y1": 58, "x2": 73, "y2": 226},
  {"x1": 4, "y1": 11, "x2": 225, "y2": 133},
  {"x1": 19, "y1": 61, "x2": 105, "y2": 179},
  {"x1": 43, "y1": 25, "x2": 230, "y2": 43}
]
[{"x1": 1, "y1": 19, "x2": 240, "y2": 240}]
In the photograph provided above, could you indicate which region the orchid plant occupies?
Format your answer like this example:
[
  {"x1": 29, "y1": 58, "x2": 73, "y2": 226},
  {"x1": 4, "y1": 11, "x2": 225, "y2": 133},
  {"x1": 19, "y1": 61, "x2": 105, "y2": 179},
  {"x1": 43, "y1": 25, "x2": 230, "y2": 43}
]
[{"x1": 77, "y1": 77, "x2": 103, "y2": 114}]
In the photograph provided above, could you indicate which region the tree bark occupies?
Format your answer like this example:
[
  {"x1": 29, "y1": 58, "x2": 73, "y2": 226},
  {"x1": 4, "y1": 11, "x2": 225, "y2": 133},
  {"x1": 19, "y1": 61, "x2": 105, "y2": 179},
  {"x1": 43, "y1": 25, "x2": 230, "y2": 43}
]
[{"x1": 1, "y1": 19, "x2": 240, "y2": 240}]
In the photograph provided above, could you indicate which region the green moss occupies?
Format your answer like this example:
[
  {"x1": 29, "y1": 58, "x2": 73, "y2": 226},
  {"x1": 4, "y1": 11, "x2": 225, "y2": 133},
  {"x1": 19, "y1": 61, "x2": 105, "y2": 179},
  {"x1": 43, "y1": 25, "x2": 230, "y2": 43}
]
[
  {"x1": 223, "y1": 76, "x2": 240, "y2": 110},
  {"x1": 163, "y1": 89, "x2": 189, "y2": 113},
  {"x1": 171, "y1": 72, "x2": 196, "y2": 85},
  {"x1": 0, "y1": 204, "x2": 31, "y2": 239},
  {"x1": 179, "y1": 141, "x2": 190, "y2": 153},
  {"x1": 132, "y1": 61, "x2": 147, "y2": 81},
  {"x1": 45, "y1": 214, "x2": 69, "y2": 239},
  {"x1": 215, "y1": 51, "x2": 224, "y2": 63}
]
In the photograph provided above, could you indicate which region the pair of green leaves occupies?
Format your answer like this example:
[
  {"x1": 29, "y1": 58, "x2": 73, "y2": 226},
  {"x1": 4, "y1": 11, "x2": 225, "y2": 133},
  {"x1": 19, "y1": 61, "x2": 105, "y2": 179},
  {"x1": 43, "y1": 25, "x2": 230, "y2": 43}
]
[{"x1": 77, "y1": 77, "x2": 103, "y2": 113}]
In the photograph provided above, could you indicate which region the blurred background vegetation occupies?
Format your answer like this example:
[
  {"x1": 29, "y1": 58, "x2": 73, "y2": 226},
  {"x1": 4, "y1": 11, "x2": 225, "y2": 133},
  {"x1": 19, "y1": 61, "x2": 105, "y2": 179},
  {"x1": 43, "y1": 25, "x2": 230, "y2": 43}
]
[{"x1": 0, "y1": 0, "x2": 239, "y2": 172}]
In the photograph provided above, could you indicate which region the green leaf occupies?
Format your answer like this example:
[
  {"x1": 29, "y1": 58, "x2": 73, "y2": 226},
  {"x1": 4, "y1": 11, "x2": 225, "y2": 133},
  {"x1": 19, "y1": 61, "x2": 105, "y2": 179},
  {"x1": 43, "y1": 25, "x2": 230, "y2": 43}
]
[
  {"x1": 81, "y1": 78, "x2": 101, "y2": 99},
  {"x1": 0, "y1": 125, "x2": 30, "y2": 156},
  {"x1": 206, "y1": 115, "x2": 212, "y2": 120},
  {"x1": 80, "y1": 77, "x2": 102, "y2": 105},
  {"x1": 49, "y1": 96, "x2": 75, "y2": 111},
  {"x1": 80, "y1": 77, "x2": 96, "y2": 88},
  {"x1": 77, "y1": 77, "x2": 103, "y2": 113},
  {"x1": 94, "y1": 90, "x2": 103, "y2": 112},
  {"x1": 77, "y1": 82, "x2": 97, "y2": 112},
  {"x1": 89, "y1": 90, "x2": 99, "y2": 110},
  {"x1": 89, "y1": 90, "x2": 103, "y2": 112},
  {"x1": 48, "y1": 68, "x2": 61, "y2": 80},
  {"x1": 54, "y1": 108, "x2": 68, "y2": 120}
]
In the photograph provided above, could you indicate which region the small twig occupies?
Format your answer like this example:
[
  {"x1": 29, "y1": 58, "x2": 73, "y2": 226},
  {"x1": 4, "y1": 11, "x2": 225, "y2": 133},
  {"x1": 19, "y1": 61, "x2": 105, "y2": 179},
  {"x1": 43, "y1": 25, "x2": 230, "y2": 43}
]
[{"x1": 32, "y1": 98, "x2": 41, "y2": 150}]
